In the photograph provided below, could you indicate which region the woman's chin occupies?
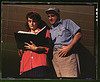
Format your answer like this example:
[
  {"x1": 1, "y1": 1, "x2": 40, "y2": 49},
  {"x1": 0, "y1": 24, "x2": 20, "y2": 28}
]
[{"x1": 30, "y1": 27, "x2": 36, "y2": 30}]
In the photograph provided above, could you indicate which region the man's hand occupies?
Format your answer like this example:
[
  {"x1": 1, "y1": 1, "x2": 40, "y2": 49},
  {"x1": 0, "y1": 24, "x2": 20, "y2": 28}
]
[{"x1": 58, "y1": 46, "x2": 71, "y2": 57}]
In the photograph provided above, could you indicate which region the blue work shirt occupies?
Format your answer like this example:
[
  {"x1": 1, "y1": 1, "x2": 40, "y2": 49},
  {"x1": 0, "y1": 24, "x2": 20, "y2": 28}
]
[{"x1": 50, "y1": 19, "x2": 80, "y2": 48}]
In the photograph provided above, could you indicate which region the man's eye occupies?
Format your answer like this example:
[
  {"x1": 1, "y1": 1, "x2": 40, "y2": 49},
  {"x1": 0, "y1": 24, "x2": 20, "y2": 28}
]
[
  {"x1": 48, "y1": 15, "x2": 55, "y2": 18},
  {"x1": 51, "y1": 15, "x2": 55, "y2": 17},
  {"x1": 48, "y1": 16, "x2": 50, "y2": 18}
]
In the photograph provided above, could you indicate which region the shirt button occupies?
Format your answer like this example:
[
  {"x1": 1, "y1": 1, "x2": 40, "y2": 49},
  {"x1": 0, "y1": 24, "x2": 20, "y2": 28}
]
[{"x1": 31, "y1": 57, "x2": 33, "y2": 59}]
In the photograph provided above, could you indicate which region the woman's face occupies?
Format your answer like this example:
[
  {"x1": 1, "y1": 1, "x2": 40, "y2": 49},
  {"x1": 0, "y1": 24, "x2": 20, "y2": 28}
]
[{"x1": 28, "y1": 17, "x2": 38, "y2": 31}]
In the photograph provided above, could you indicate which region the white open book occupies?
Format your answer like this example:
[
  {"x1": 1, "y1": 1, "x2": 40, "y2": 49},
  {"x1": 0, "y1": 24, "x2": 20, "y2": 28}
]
[
  {"x1": 14, "y1": 26, "x2": 47, "y2": 49},
  {"x1": 18, "y1": 26, "x2": 46, "y2": 35}
]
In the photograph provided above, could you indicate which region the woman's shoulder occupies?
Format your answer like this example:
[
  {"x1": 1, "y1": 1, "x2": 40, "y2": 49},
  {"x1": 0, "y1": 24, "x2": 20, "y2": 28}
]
[{"x1": 39, "y1": 20, "x2": 50, "y2": 30}]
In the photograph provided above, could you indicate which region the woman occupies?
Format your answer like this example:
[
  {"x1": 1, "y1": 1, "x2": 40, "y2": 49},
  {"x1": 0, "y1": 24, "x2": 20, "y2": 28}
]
[{"x1": 18, "y1": 11, "x2": 52, "y2": 78}]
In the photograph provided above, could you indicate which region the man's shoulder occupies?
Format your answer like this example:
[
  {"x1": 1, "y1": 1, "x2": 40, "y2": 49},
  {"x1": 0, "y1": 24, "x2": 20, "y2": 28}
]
[
  {"x1": 63, "y1": 19, "x2": 72, "y2": 22},
  {"x1": 63, "y1": 19, "x2": 75, "y2": 25}
]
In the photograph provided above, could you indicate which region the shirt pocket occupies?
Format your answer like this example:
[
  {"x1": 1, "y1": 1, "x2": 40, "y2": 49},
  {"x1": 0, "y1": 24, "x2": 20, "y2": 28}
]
[
  {"x1": 58, "y1": 29, "x2": 71, "y2": 42},
  {"x1": 57, "y1": 27, "x2": 65, "y2": 36},
  {"x1": 57, "y1": 31, "x2": 63, "y2": 36}
]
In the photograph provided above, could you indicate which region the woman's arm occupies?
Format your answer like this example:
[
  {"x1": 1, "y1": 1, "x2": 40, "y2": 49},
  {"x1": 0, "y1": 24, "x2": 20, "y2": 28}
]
[
  {"x1": 24, "y1": 41, "x2": 47, "y2": 52},
  {"x1": 24, "y1": 29, "x2": 51, "y2": 53}
]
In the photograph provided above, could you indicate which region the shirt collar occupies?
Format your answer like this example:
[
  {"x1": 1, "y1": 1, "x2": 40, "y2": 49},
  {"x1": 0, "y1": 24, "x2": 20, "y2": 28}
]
[
  {"x1": 51, "y1": 19, "x2": 63, "y2": 29},
  {"x1": 60, "y1": 19, "x2": 63, "y2": 24}
]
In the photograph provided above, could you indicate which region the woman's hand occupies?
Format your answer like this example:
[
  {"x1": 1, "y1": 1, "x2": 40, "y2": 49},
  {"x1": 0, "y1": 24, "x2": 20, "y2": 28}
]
[
  {"x1": 24, "y1": 41, "x2": 47, "y2": 52},
  {"x1": 18, "y1": 49, "x2": 24, "y2": 57},
  {"x1": 24, "y1": 41, "x2": 38, "y2": 51}
]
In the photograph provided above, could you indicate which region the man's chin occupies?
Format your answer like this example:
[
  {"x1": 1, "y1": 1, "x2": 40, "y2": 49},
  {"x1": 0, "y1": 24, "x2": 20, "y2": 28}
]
[{"x1": 50, "y1": 22, "x2": 54, "y2": 25}]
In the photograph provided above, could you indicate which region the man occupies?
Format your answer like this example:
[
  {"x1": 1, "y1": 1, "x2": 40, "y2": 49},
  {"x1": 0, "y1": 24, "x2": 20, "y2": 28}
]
[{"x1": 45, "y1": 7, "x2": 82, "y2": 78}]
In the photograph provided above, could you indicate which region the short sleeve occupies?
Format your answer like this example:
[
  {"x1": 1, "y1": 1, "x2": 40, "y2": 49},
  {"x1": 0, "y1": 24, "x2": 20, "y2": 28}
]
[
  {"x1": 46, "y1": 29, "x2": 50, "y2": 38},
  {"x1": 66, "y1": 19, "x2": 80, "y2": 36},
  {"x1": 44, "y1": 47, "x2": 49, "y2": 53}
]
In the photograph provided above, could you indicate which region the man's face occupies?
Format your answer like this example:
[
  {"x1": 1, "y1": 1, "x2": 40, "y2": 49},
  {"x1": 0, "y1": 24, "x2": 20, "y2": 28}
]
[{"x1": 47, "y1": 14, "x2": 58, "y2": 25}]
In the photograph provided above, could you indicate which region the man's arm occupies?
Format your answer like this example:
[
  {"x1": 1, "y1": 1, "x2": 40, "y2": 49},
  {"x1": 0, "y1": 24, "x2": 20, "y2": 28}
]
[{"x1": 58, "y1": 32, "x2": 82, "y2": 57}]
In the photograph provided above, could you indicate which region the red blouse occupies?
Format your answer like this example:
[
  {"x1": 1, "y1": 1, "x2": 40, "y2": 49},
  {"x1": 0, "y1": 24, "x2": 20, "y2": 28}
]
[{"x1": 19, "y1": 29, "x2": 50, "y2": 75}]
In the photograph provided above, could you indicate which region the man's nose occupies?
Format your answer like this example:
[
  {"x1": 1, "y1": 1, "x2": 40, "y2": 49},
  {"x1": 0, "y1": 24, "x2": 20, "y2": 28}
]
[{"x1": 49, "y1": 17, "x2": 52, "y2": 20}]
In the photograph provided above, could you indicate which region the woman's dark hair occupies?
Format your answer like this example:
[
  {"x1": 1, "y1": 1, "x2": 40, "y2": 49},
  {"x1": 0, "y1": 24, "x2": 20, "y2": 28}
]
[
  {"x1": 25, "y1": 11, "x2": 42, "y2": 31},
  {"x1": 26, "y1": 11, "x2": 41, "y2": 22}
]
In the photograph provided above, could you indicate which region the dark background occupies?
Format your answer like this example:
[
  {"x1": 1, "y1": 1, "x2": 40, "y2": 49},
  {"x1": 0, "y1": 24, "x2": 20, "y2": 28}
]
[{"x1": 0, "y1": 0, "x2": 100, "y2": 81}]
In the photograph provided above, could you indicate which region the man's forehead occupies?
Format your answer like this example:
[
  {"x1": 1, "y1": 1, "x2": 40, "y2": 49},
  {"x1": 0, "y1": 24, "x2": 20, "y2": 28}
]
[{"x1": 48, "y1": 14, "x2": 55, "y2": 15}]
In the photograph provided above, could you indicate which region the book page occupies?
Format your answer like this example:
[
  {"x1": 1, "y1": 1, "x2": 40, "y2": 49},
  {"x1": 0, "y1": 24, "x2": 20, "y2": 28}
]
[{"x1": 18, "y1": 26, "x2": 46, "y2": 35}]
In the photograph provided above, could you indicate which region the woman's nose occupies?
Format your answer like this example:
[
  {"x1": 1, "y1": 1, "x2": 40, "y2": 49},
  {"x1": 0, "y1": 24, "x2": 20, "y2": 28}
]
[{"x1": 31, "y1": 22, "x2": 33, "y2": 25}]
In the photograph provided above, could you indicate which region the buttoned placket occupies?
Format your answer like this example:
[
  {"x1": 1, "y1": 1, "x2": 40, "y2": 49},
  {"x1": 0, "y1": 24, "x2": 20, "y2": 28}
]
[{"x1": 30, "y1": 51, "x2": 33, "y2": 68}]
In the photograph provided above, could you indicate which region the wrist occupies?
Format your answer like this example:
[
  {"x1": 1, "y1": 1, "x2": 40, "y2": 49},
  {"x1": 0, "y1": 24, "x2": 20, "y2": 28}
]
[
  {"x1": 35, "y1": 47, "x2": 38, "y2": 51},
  {"x1": 31, "y1": 46, "x2": 38, "y2": 51},
  {"x1": 67, "y1": 44, "x2": 73, "y2": 50}
]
